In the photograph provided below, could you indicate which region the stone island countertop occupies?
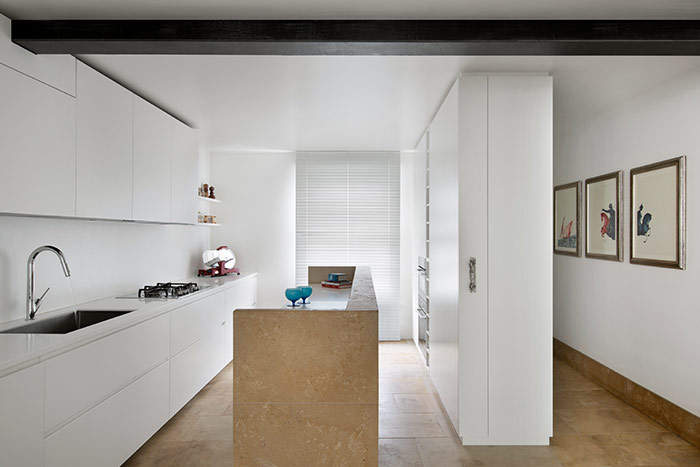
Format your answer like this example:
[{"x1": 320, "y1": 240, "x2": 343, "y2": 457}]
[{"x1": 232, "y1": 265, "x2": 378, "y2": 466}]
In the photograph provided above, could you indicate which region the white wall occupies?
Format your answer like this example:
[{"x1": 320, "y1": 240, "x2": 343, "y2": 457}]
[
  {"x1": 554, "y1": 66, "x2": 700, "y2": 417},
  {"x1": 209, "y1": 152, "x2": 296, "y2": 308},
  {"x1": 0, "y1": 216, "x2": 209, "y2": 324},
  {"x1": 400, "y1": 151, "x2": 415, "y2": 340}
]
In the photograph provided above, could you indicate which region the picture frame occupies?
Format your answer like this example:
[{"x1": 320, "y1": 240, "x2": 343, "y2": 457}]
[
  {"x1": 630, "y1": 156, "x2": 686, "y2": 269},
  {"x1": 554, "y1": 181, "x2": 582, "y2": 257},
  {"x1": 585, "y1": 171, "x2": 623, "y2": 261}
]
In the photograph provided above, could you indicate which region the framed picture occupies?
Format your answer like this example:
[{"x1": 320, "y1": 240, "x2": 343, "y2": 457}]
[
  {"x1": 554, "y1": 181, "x2": 581, "y2": 257},
  {"x1": 630, "y1": 156, "x2": 686, "y2": 269},
  {"x1": 585, "y1": 171, "x2": 623, "y2": 261}
]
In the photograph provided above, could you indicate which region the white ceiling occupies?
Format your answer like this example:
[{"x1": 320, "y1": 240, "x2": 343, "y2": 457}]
[
  {"x1": 78, "y1": 55, "x2": 700, "y2": 152},
  {"x1": 1, "y1": 0, "x2": 700, "y2": 19}
]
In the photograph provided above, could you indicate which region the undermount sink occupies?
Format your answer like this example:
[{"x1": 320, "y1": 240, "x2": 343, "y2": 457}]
[{"x1": 0, "y1": 310, "x2": 135, "y2": 334}]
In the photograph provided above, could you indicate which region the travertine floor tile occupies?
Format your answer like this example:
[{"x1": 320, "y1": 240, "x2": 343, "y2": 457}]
[
  {"x1": 380, "y1": 393, "x2": 400, "y2": 413},
  {"x1": 380, "y1": 376, "x2": 436, "y2": 395},
  {"x1": 556, "y1": 407, "x2": 667, "y2": 435},
  {"x1": 394, "y1": 393, "x2": 443, "y2": 413},
  {"x1": 179, "y1": 394, "x2": 232, "y2": 417},
  {"x1": 122, "y1": 440, "x2": 217, "y2": 467},
  {"x1": 379, "y1": 363, "x2": 429, "y2": 378},
  {"x1": 554, "y1": 388, "x2": 628, "y2": 410},
  {"x1": 414, "y1": 437, "x2": 481, "y2": 467},
  {"x1": 380, "y1": 351, "x2": 422, "y2": 365},
  {"x1": 204, "y1": 441, "x2": 233, "y2": 467},
  {"x1": 553, "y1": 413, "x2": 580, "y2": 436},
  {"x1": 181, "y1": 415, "x2": 233, "y2": 442},
  {"x1": 379, "y1": 439, "x2": 424, "y2": 467},
  {"x1": 380, "y1": 412, "x2": 450, "y2": 438},
  {"x1": 149, "y1": 412, "x2": 199, "y2": 443},
  {"x1": 465, "y1": 445, "x2": 564, "y2": 467}
]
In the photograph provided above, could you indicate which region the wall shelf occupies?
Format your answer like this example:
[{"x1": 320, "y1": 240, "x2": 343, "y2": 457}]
[
  {"x1": 198, "y1": 196, "x2": 221, "y2": 204},
  {"x1": 196, "y1": 222, "x2": 220, "y2": 227}
]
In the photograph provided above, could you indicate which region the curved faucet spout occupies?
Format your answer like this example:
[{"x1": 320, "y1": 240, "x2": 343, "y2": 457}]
[{"x1": 26, "y1": 245, "x2": 71, "y2": 320}]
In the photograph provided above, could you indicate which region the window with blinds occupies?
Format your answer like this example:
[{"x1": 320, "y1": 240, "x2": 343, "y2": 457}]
[{"x1": 296, "y1": 151, "x2": 400, "y2": 341}]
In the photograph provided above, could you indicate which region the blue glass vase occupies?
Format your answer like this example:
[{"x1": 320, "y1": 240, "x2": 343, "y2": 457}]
[
  {"x1": 297, "y1": 285, "x2": 313, "y2": 304},
  {"x1": 285, "y1": 287, "x2": 302, "y2": 307}
]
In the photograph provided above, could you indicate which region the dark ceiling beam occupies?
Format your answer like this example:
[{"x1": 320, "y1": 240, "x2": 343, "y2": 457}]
[{"x1": 11, "y1": 20, "x2": 700, "y2": 55}]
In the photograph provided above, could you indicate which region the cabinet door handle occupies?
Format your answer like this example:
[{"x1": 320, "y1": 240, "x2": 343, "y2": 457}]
[{"x1": 469, "y1": 257, "x2": 477, "y2": 293}]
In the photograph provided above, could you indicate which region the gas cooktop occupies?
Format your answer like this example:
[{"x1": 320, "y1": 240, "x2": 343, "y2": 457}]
[{"x1": 116, "y1": 282, "x2": 211, "y2": 300}]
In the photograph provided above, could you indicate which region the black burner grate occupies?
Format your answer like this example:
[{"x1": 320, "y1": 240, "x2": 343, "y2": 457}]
[{"x1": 138, "y1": 282, "x2": 200, "y2": 299}]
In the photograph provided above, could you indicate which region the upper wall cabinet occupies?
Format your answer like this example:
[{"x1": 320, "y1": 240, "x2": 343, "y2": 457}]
[
  {"x1": 0, "y1": 14, "x2": 76, "y2": 96},
  {"x1": 171, "y1": 120, "x2": 199, "y2": 224},
  {"x1": 76, "y1": 62, "x2": 134, "y2": 220},
  {"x1": 133, "y1": 97, "x2": 173, "y2": 223},
  {"x1": 0, "y1": 64, "x2": 77, "y2": 217}
]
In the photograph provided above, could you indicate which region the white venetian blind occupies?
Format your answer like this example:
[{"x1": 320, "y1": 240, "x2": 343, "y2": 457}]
[{"x1": 296, "y1": 151, "x2": 400, "y2": 341}]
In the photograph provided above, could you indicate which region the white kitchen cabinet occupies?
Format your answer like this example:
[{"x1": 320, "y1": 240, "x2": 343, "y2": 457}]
[
  {"x1": 0, "y1": 364, "x2": 44, "y2": 467},
  {"x1": 44, "y1": 362, "x2": 169, "y2": 467},
  {"x1": 425, "y1": 74, "x2": 552, "y2": 445},
  {"x1": 428, "y1": 80, "x2": 460, "y2": 430},
  {"x1": 133, "y1": 96, "x2": 173, "y2": 222},
  {"x1": 0, "y1": 64, "x2": 76, "y2": 217},
  {"x1": 171, "y1": 119, "x2": 199, "y2": 224},
  {"x1": 44, "y1": 313, "x2": 170, "y2": 432},
  {"x1": 170, "y1": 292, "x2": 226, "y2": 357},
  {"x1": 76, "y1": 62, "x2": 134, "y2": 220},
  {"x1": 0, "y1": 13, "x2": 76, "y2": 96},
  {"x1": 170, "y1": 327, "x2": 225, "y2": 416}
]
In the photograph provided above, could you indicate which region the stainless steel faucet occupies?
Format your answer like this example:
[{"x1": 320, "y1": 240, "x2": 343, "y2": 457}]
[{"x1": 26, "y1": 245, "x2": 71, "y2": 320}]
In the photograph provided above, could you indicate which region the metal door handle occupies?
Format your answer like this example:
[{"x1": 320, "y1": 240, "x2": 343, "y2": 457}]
[{"x1": 469, "y1": 257, "x2": 477, "y2": 293}]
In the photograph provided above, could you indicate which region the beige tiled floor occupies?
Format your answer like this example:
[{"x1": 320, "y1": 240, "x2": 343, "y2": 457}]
[{"x1": 123, "y1": 340, "x2": 700, "y2": 466}]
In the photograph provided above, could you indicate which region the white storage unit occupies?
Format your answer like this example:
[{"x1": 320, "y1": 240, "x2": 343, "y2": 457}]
[
  {"x1": 0, "y1": 64, "x2": 76, "y2": 218},
  {"x1": 171, "y1": 119, "x2": 200, "y2": 224},
  {"x1": 426, "y1": 74, "x2": 553, "y2": 445},
  {"x1": 76, "y1": 61, "x2": 134, "y2": 220},
  {"x1": 0, "y1": 364, "x2": 45, "y2": 467},
  {"x1": 429, "y1": 81, "x2": 460, "y2": 429},
  {"x1": 0, "y1": 13, "x2": 76, "y2": 96},
  {"x1": 133, "y1": 96, "x2": 173, "y2": 223}
]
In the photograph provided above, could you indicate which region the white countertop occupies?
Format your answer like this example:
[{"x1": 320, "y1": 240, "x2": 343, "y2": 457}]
[{"x1": 0, "y1": 273, "x2": 257, "y2": 377}]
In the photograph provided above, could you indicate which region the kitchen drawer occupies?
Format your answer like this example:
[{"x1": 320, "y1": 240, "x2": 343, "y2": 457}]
[
  {"x1": 170, "y1": 326, "x2": 225, "y2": 416},
  {"x1": 171, "y1": 292, "x2": 225, "y2": 356},
  {"x1": 44, "y1": 313, "x2": 170, "y2": 432},
  {"x1": 44, "y1": 362, "x2": 169, "y2": 467},
  {"x1": 0, "y1": 364, "x2": 44, "y2": 467}
]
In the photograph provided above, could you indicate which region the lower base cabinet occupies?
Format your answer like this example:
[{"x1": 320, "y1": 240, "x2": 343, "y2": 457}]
[
  {"x1": 44, "y1": 362, "x2": 169, "y2": 467},
  {"x1": 169, "y1": 327, "x2": 225, "y2": 416},
  {"x1": 0, "y1": 364, "x2": 44, "y2": 467}
]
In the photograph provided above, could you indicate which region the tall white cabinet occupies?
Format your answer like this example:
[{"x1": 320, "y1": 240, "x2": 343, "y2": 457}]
[
  {"x1": 425, "y1": 74, "x2": 553, "y2": 446},
  {"x1": 76, "y1": 62, "x2": 134, "y2": 220},
  {"x1": 133, "y1": 96, "x2": 173, "y2": 222}
]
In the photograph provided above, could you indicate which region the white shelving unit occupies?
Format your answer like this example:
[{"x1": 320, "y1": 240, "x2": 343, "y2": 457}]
[{"x1": 197, "y1": 194, "x2": 221, "y2": 226}]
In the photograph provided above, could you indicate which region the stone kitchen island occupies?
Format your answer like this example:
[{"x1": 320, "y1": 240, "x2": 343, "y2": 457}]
[{"x1": 233, "y1": 266, "x2": 378, "y2": 466}]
